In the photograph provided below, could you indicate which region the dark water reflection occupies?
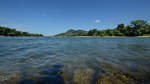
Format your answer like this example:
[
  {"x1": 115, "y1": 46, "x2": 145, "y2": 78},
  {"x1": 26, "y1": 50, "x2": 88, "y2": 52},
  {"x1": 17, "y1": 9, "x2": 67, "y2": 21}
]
[
  {"x1": 0, "y1": 37, "x2": 150, "y2": 84},
  {"x1": 19, "y1": 64, "x2": 64, "y2": 84}
]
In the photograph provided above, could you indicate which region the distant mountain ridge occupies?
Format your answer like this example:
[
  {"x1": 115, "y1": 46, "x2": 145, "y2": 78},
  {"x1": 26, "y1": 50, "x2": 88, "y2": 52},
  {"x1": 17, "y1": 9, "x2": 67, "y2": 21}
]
[{"x1": 56, "y1": 29, "x2": 87, "y2": 36}]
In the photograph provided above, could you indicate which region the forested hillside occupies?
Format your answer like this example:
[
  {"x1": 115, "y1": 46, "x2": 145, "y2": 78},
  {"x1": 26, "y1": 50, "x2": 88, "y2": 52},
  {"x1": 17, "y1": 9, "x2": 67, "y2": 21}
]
[
  {"x1": 56, "y1": 20, "x2": 150, "y2": 36},
  {"x1": 0, "y1": 26, "x2": 43, "y2": 36}
]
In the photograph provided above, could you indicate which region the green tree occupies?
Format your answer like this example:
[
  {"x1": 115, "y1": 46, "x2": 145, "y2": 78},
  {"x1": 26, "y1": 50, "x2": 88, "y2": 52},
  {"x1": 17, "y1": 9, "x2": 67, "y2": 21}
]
[
  {"x1": 131, "y1": 20, "x2": 148, "y2": 29},
  {"x1": 0, "y1": 26, "x2": 43, "y2": 36},
  {"x1": 130, "y1": 20, "x2": 148, "y2": 36},
  {"x1": 113, "y1": 29, "x2": 124, "y2": 36},
  {"x1": 87, "y1": 29, "x2": 98, "y2": 36},
  {"x1": 117, "y1": 24, "x2": 125, "y2": 32}
]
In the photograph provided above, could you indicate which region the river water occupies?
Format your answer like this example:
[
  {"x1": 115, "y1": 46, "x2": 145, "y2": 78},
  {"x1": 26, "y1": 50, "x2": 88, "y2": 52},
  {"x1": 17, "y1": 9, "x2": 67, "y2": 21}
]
[{"x1": 0, "y1": 37, "x2": 150, "y2": 84}]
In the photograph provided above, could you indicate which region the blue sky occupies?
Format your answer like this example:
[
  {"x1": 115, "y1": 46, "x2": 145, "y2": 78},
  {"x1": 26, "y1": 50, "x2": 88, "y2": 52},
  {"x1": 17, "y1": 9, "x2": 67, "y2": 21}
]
[{"x1": 0, "y1": 0, "x2": 150, "y2": 35}]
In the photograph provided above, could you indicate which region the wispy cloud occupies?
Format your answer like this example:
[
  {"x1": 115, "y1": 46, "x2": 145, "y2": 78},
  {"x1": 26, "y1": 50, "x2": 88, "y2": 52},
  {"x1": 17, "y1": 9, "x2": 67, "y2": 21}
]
[{"x1": 94, "y1": 19, "x2": 101, "y2": 23}]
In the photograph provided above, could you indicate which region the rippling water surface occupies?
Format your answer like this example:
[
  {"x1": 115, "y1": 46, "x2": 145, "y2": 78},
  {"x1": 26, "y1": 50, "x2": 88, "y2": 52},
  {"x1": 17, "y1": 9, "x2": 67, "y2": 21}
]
[{"x1": 0, "y1": 37, "x2": 150, "y2": 84}]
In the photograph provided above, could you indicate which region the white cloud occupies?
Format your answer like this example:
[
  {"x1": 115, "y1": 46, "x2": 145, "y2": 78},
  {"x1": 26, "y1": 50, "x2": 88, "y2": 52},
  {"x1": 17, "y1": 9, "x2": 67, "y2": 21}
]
[{"x1": 94, "y1": 19, "x2": 101, "y2": 23}]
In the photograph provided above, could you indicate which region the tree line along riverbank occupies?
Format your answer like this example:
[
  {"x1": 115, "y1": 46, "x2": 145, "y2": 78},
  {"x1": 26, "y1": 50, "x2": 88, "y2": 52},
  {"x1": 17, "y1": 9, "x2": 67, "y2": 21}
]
[
  {"x1": 56, "y1": 20, "x2": 150, "y2": 37},
  {"x1": 0, "y1": 26, "x2": 43, "y2": 36}
]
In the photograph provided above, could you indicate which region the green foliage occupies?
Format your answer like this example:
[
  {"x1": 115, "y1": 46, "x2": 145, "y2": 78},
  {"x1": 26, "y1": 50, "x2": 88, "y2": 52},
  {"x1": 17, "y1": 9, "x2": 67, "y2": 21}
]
[
  {"x1": 131, "y1": 20, "x2": 148, "y2": 29},
  {"x1": 0, "y1": 26, "x2": 43, "y2": 36},
  {"x1": 56, "y1": 20, "x2": 150, "y2": 37},
  {"x1": 87, "y1": 29, "x2": 100, "y2": 36}
]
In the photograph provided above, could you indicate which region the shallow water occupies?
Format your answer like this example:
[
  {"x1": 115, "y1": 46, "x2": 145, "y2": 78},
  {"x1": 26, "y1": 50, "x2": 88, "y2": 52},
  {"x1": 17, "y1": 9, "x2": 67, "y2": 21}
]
[{"x1": 0, "y1": 37, "x2": 150, "y2": 84}]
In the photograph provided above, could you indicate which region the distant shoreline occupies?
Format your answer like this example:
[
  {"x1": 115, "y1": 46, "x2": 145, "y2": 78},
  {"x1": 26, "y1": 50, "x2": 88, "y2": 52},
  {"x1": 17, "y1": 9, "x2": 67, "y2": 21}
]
[
  {"x1": 0, "y1": 35, "x2": 43, "y2": 37},
  {"x1": 0, "y1": 26, "x2": 43, "y2": 36},
  {"x1": 55, "y1": 36, "x2": 150, "y2": 38},
  {"x1": 136, "y1": 36, "x2": 150, "y2": 37},
  {"x1": 0, "y1": 35, "x2": 150, "y2": 37}
]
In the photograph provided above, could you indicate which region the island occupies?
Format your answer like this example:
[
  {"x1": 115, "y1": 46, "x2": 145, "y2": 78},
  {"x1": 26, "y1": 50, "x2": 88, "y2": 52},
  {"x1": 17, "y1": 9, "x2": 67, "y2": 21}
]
[
  {"x1": 0, "y1": 26, "x2": 43, "y2": 37},
  {"x1": 56, "y1": 20, "x2": 150, "y2": 37}
]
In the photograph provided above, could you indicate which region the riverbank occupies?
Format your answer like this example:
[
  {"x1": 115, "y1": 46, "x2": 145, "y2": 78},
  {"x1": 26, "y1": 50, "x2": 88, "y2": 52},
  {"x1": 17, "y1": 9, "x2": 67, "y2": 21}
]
[
  {"x1": 55, "y1": 36, "x2": 150, "y2": 38},
  {"x1": 0, "y1": 36, "x2": 43, "y2": 37},
  {"x1": 137, "y1": 36, "x2": 150, "y2": 37},
  {"x1": 1, "y1": 35, "x2": 150, "y2": 38}
]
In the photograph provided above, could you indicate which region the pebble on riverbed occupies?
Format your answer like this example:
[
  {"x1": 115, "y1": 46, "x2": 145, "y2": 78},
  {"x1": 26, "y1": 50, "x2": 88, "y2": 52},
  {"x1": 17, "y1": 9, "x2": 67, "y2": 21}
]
[
  {"x1": 0, "y1": 73, "x2": 23, "y2": 84},
  {"x1": 73, "y1": 68, "x2": 94, "y2": 84},
  {"x1": 96, "y1": 72, "x2": 137, "y2": 84}
]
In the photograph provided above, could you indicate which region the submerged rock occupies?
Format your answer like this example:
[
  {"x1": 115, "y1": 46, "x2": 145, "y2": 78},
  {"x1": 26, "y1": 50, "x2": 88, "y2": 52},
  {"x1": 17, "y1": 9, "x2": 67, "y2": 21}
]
[
  {"x1": 97, "y1": 72, "x2": 137, "y2": 84},
  {"x1": 19, "y1": 64, "x2": 64, "y2": 84},
  {"x1": 0, "y1": 73, "x2": 22, "y2": 84},
  {"x1": 73, "y1": 68, "x2": 94, "y2": 84}
]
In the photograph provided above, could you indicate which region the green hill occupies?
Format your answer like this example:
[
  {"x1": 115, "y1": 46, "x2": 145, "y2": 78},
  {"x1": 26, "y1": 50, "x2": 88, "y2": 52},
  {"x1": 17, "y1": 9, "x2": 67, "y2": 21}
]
[
  {"x1": 56, "y1": 29, "x2": 87, "y2": 36},
  {"x1": 0, "y1": 26, "x2": 43, "y2": 36}
]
